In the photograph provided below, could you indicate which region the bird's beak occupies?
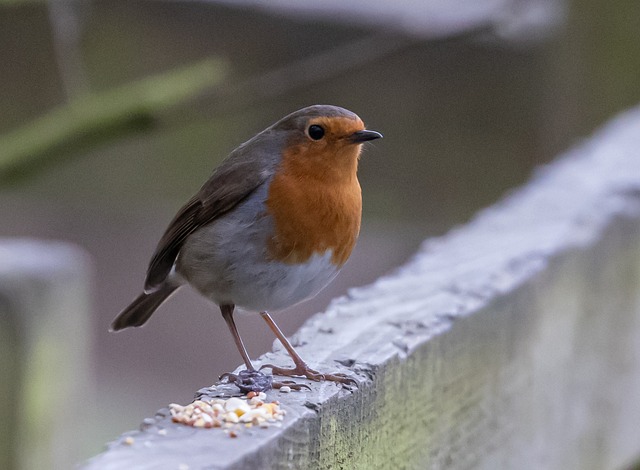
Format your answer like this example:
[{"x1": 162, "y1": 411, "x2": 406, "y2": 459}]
[{"x1": 349, "y1": 129, "x2": 383, "y2": 143}]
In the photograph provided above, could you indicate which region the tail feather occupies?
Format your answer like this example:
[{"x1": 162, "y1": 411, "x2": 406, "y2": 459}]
[{"x1": 110, "y1": 284, "x2": 178, "y2": 331}]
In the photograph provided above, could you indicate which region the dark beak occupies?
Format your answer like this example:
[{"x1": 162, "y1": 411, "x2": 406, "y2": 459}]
[{"x1": 349, "y1": 129, "x2": 383, "y2": 143}]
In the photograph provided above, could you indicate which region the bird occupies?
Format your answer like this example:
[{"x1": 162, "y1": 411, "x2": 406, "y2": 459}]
[{"x1": 110, "y1": 105, "x2": 382, "y2": 392}]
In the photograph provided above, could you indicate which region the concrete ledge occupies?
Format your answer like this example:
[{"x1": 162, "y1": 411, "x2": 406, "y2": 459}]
[{"x1": 84, "y1": 107, "x2": 640, "y2": 469}]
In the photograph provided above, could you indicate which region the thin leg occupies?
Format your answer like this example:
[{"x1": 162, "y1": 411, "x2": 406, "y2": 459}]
[
  {"x1": 260, "y1": 311, "x2": 307, "y2": 368},
  {"x1": 220, "y1": 304, "x2": 254, "y2": 371},
  {"x1": 219, "y1": 305, "x2": 306, "y2": 393},
  {"x1": 259, "y1": 311, "x2": 356, "y2": 386}
]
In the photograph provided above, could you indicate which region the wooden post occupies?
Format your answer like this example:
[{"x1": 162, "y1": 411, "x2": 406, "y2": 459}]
[
  {"x1": 83, "y1": 107, "x2": 640, "y2": 469},
  {"x1": 0, "y1": 241, "x2": 92, "y2": 470}
]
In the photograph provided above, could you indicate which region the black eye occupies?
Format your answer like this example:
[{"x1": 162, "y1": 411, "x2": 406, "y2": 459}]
[{"x1": 308, "y1": 125, "x2": 325, "y2": 140}]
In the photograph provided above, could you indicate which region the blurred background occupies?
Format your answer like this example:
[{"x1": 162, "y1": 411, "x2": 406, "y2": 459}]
[{"x1": 1, "y1": 0, "x2": 639, "y2": 466}]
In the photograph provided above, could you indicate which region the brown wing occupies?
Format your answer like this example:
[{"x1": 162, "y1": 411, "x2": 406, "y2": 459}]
[{"x1": 143, "y1": 154, "x2": 273, "y2": 292}]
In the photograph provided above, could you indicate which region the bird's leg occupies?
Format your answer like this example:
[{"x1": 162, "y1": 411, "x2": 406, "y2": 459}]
[
  {"x1": 219, "y1": 304, "x2": 273, "y2": 393},
  {"x1": 220, "y1": 304, "x2": 254, "y2": 371},
  {"x1": 259, "y1": 311, "x2": 356, "y2": 387}
]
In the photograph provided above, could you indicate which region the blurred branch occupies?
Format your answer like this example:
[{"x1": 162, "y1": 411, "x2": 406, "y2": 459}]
[
  {"x1": 0, "y1": 59, "x2": 227, "y2": 183},
  {"x1": 211, "y1": 34, "x2": 415, "y2": 113}
]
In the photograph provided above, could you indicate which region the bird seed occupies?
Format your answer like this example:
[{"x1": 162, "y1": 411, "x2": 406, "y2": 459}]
[{"x1": 168, "y1": 392, "x2": 284, "y2": 437}]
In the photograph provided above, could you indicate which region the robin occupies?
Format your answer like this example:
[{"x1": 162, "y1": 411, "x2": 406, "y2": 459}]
[{"x1": 111, "y1": 105, "x2": 382, "y2": 392}]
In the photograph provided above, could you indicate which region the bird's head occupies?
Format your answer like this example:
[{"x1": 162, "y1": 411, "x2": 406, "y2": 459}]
[{"x1": 271, "y1": 105, "x2": 382, "y2": 181}]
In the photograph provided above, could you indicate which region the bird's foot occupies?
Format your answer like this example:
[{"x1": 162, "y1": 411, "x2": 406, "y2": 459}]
[
  {"x1": 261, "y1": 362, "x2": 357, "y2": 387},
  {"x1": 219, "y1": 369, "x2": 311, "y2": 392},
  {"x1": 219, "y1": 369, "x2": 272, "y2": 393}
]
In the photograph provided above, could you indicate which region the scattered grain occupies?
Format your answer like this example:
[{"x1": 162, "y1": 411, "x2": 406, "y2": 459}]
[{"x1": 168, "y1": 393, "x2": 285, "y2": 437}]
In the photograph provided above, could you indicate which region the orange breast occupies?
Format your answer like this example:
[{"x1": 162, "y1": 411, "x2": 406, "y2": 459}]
[{"x1": 265, "y1": 145, "x2": 362, "y2": 267}]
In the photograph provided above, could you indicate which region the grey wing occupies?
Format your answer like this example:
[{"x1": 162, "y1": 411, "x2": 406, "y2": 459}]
[{"x1": 143, "y1": 156, "x2": 272, "y2": 292}]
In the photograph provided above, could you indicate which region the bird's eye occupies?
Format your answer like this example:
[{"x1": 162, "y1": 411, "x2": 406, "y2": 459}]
[{"x1": 307, "y1": 125, "x2": 325, "y2": 140}]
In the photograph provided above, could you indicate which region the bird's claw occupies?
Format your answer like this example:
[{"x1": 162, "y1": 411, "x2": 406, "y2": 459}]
[
  {"x1": 219, "y1": 369, "x2": 273, "y2": 393},
  {"x1": 219, "y1": 369, "x2": 311, "y2": 392},
  {"x1": 260, "y1": 363, "x2": 357, "y2": 387}
]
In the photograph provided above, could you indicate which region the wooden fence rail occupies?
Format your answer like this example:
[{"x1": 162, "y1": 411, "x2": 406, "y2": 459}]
[
  {"x1": 81, "y1": 106, "x2": 640, "y2": 469},
  {"x1": 0, "y1": 241, "x2": 91, "y2": 470}
]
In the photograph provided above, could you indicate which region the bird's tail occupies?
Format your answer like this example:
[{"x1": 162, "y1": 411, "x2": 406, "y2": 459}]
[{"x1": 110, "y1": 284, "x2": 178, "y2": 331}]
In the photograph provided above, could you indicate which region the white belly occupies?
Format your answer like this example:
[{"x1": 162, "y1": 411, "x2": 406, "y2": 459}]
[{"x1": 175, "y1": 187, "x2": 341, "y2": 312}]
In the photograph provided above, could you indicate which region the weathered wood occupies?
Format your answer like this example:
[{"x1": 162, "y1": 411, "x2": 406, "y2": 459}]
[
  {"x1": 84, "y1": 106, "x2": 640, "y2": 469},
  {"x1": 0, "y1": 241, "x2": 92, "y2": 470}
]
